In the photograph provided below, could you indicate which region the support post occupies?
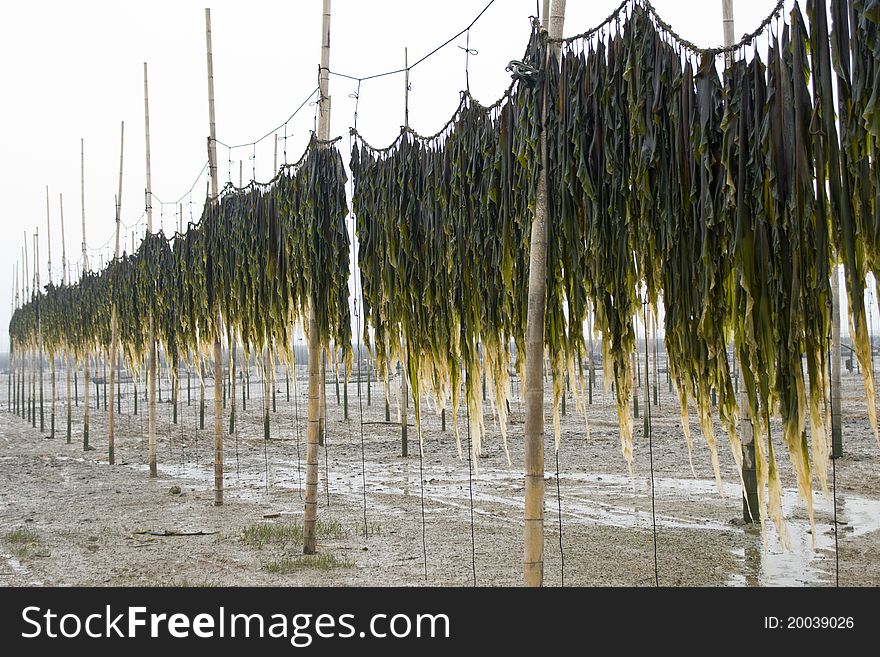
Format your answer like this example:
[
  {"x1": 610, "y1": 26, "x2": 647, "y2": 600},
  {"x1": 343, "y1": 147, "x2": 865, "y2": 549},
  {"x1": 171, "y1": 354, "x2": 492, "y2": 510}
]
[
  {"x1": 524, "y1": 0, "x2": 565, "y2": 587},
  {"x1": 205, "y1": 8, "x2": 224, "y2": 506},
  {"x1": 831, "y1": 263, "x2": 843, "y2": 457},
  {"x1": 81, "y1": 140, "x2": 90, "y2": 450},
  {"x1": 109, "y1": 121, "x2": 124, "y2": 465},
  {"x1": 400, "y1": 361, "x2": 408, "y2": 457},
  {"x1": 722, "y1": 0, "x2": 758, "y2": 522},
  {"x1": 304, "y1": 0, "x2": 332, "y2": 555},
  {"x1": 36, "y1": 231, "x2": 44, "y2": 433},
  {"x1": 46, "y1": 188, "x2": 56, "y2": 439},
  {"x1": 144, "y1": 62, "x2": 158, "y2": 477}
]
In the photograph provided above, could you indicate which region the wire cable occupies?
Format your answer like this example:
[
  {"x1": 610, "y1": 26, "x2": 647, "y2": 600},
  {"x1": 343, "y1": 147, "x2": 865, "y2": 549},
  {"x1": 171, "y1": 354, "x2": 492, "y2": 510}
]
[{"x1": 329, "y1": 0, "x2": 498, "y2": 83}]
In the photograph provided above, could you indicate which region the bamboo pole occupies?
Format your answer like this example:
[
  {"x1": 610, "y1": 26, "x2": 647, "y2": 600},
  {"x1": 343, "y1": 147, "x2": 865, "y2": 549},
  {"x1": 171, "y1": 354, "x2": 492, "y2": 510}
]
[
  {"x1": 304, "y1": 0, "x2": 332, "y2": 555},
  {"x1": 264, "y1": 346, "x2": 271, "y2": 442},
  {"x1": 109, "y1": 121, "x2": 124, "y2": 465},
  {"x1": 23, "y1": 239, "x2": 29, "y2": 424},
  {"x1": 319, "y1": 355, "x2": 326, "y2": 443},
  {"x1": 720, "y1": 0, "x2": 757, "y2": 521},
  {"x1": 230, "y1": 174, "x2": 237, "y2": 436},
  {"x1": 632, "y1": 349, "x2": 639, "y2": 419},
  {"x1": 34, "y1": 226, "x2": 46, "y2": 432},
  {"x1": 264, "y1": 150, "x2": 271, "y2": 440},
  {"x1": 205, "y1": 7, "x2": 224, "y2": 506},
  {"x1": 652, "y1": 307, "x2": 659, "y2": 406},
  {"x1": 400, "y1": 47, "x2": 410, "y2": 455},
  {"x1": 23, "y1": 237, "x2": 29, "y2": 300},
  {"x1": 23, "y1": 255, "x2": 28, "y2": 421},
  {"x1": 21, "y1": 250, "x2": 27, "y2": 420},
  {"x1": 588, "y1": 304, "x2": 594, "y2": 404},
  {"x1": 144, "y1": 63, "x2": 158, "y2": 477},
  {"x1": 61, "y1": 194, "x2": 72, "y2": 441},
  {"x1": 319, "y1": 354, "x2": 326, "y2": 446},
  {"x1": 831, "y1": 264, "x2": 843, "y2": 457},
  {"x1": 524, "y1": 0, "x2": 565, "y2": 588},
  {"x1": 46, "y1": 187, "x2": 56, "y2": 439},
  {"x1": 200, "y1": 358, "x2": 206, "y2": 429},
  {"x1": 20, "y1": 243, "x2": 31, "y2": 422},
  {"x1": 80, "y1": 141, "x2": 91, "y2": 449},
  {"x1": 400, "y1": 360, "x2": 408, "y2": 457},
  {"x1": 36, "y1": 230, "x2": 44, "y2": 432},
  {"x1": 643, "y1": 305, "x2": 650, "y2": 439},
  {"x1": 11, "y1": 263, "x2": 17, "y2": 416}
]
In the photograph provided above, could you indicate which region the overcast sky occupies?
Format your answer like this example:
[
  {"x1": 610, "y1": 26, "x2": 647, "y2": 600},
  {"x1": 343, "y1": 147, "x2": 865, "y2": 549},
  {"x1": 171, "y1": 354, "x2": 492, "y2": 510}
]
[{"x1": 4, "y1": 0, "x2": 865, "y2": 352}]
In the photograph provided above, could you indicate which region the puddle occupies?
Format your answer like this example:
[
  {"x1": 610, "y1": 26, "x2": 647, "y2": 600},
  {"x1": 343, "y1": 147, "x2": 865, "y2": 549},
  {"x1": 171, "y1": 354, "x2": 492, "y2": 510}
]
[{"x1": 727, "y1": 492, "x2": 880, "y2": 586}]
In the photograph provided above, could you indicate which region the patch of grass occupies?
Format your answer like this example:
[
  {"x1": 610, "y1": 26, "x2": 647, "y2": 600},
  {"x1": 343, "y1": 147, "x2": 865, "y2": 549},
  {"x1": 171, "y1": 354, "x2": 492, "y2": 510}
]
[
  {"x1": 265, "y1": 553, "x2": 354, "y2": 574},
  {"x1": 317, "y1": 519, "x2": 350, "y2": 540},
  {"x1": 240, "y1": 520, "x2": 350, "y2": 549},
  {"x1": 3, "y1": 528, "x2": 43, "y2": 559},
  {"x1": 241, "y1": 523, "x2": 303, "y2": 549},
  {"x1": 5, "y1": 528, "x2": 40, "y2": 545}
]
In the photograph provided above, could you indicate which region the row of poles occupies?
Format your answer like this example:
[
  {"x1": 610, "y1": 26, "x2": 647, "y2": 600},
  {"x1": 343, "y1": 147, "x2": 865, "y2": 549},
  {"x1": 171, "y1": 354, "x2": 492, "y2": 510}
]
[{"x1": 4, "y1": 0, "x2": 852, "y2": 587}]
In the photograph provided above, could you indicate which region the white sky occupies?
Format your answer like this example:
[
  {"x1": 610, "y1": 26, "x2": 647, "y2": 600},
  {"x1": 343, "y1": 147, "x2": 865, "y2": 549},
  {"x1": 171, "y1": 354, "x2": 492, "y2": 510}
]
[{"x1": 4, "y1": 0, "x2": 870, "y2": 351}]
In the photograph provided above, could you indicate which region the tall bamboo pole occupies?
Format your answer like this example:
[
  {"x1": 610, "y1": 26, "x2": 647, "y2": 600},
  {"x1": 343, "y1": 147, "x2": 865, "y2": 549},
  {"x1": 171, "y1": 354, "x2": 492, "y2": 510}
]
[
  {"x1": 264, "y1": 150, "x2": 272, "y2": 441},
  {"x1": 318, "y1": 352, "x2": 325, "y2": 446},
  {"x1": 22, "y1": 249, "x2": 29, "y2": 421},
  {"x1": 304, "y1": 0, "x2": 332, "y2": 555},
  {"x1": 46, "y1": 187, "x2": 56, "y2": 439},
  {"x1": 11, "y1": 263, "x2": 17, "y2": 416},
  {"x1": 23, "y1": 238, "x2": 30, "y2": 425},
  {"x1": 60, "y1": 194, "x2": 72, "y2": 441},
  {"x1": 652, "y1": 307, "x2": 659, "y2": 406},
  {"x1": 23, "y1": 237, "x2": 29, "y2": 300},
  {"x1": 399, "y1": 49, "x2": 410, "y2": 455},
  {"x1": 36, "y1": 229, "x2": 44, "y2": 432},
  {"x1": 721, "y1": 0, "x2": 758, "y2": 522},
  {"x1": 831, "y1": 264, "x2": 843, "y2": 456},
  {"x1": 31, "y1": 250, "x2": 36, "y2": 424},
  {"x1": 144, "y1": 63, "x2": 158, "y2": 477},
  {"x1": 21, "y1": 241, "x2": 33, "y2": 422},
  {"x1": 588, "y1": 304, "x2": 594, "y2": 404},
  {"x1": 399, "y1": 360, "x2": 408, "y2": 456},
  {"x1": 230, "y1": 162, "x2": 237, "y2": 435},
  {"x1": 205, "y1": 8, "x2": 224, "y2": 506},
  {"x1": 20, "y1": 247, "x2": 26, "y2": 420},
  {"x1": 270, "y1": 148, "x2": 278, "y2": 418},
  {"x1": 109, "y1": 121, "x2": 124, "y2": 465},
  {"x1": 133, "y1": 232, "x2": 140, "y2": 415},
  {"x1": 524, "y1": 0, "x2": 565, "y2": 588},
  {"x1": 81, "y1": 139, "x2": 91, "y2": 450}
]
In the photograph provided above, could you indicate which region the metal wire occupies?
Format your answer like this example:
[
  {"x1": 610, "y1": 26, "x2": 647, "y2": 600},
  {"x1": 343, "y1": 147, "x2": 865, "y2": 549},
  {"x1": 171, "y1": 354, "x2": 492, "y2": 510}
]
[{"x1": 329, "y1": 0, "x2": 498, "y2": 83}]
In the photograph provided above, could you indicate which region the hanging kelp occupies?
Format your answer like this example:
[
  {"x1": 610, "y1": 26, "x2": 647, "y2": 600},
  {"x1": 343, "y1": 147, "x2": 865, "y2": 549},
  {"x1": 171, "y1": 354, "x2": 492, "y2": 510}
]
[
  {"x1": 351, "y1": 25, "x2": 546, "y2": 463},
  {"x1": 10, "y1": 136, "x2": 351, "y2": 391},
  {"x1": 353, "y1": 101, "x2": 524, "y2": 461},
  {"x1": 722, "y1": 8, "x2": 832, "y2": 543}
]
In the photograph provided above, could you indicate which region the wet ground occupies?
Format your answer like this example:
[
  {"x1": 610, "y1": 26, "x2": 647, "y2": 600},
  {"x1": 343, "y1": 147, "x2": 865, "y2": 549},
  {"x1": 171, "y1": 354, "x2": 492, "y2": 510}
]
[{"x1": 0, "y1": 362, "x2": 878, "y2": 586}]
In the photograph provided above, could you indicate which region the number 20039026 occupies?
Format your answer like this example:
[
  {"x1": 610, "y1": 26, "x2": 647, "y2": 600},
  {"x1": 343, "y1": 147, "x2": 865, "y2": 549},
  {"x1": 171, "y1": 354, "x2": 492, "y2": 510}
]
[{"x1": 764, "y1": 617, "x2": 854, "y2": 630}]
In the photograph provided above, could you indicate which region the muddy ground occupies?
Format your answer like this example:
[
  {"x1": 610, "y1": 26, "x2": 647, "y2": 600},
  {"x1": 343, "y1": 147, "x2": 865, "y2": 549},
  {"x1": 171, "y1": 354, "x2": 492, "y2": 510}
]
[{"x1": 0, "y1": 361, "x2": 878, "y2": 587}]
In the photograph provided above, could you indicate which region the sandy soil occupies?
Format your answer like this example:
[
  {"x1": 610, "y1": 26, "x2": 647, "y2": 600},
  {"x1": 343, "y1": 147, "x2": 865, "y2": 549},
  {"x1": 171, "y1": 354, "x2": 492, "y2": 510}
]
[{"x1": 0, "y1": 360, "x2": 878, "y2": 587}]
